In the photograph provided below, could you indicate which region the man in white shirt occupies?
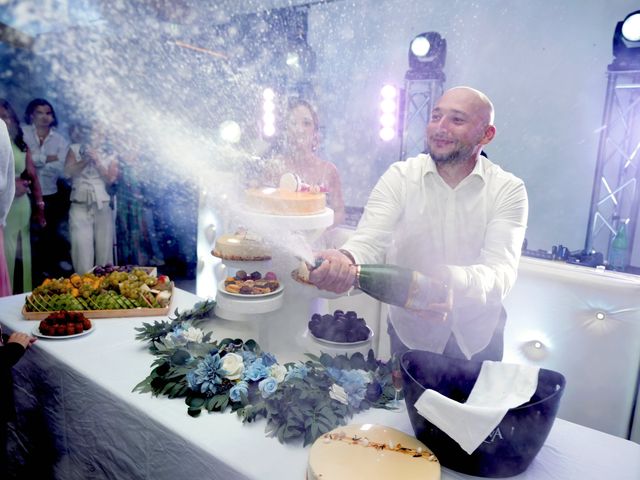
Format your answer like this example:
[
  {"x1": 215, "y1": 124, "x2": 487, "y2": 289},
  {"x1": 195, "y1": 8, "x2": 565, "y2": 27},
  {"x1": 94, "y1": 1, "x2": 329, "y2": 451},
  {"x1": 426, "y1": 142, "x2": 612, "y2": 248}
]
[{"x1": 310, "y1": 86, "x2": 528, "y2": 361}]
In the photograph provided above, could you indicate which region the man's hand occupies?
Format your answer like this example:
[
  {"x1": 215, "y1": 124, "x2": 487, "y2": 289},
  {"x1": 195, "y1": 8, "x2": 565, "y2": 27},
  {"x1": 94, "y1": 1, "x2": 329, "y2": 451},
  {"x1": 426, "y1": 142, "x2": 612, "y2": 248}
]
[
  {"x1": 308, "y1": 249, "x2": 356, "y2": 294},
  {"x1": 8, "y1": 331, "x2": 36, "y2": 349}
]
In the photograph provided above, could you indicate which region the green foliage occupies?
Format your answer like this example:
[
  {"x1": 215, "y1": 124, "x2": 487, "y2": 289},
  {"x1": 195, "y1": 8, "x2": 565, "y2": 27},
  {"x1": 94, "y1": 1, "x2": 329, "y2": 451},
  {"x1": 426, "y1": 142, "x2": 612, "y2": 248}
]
[{"x1": 134, "y1": 300, "x2": 394, "y2": 446}]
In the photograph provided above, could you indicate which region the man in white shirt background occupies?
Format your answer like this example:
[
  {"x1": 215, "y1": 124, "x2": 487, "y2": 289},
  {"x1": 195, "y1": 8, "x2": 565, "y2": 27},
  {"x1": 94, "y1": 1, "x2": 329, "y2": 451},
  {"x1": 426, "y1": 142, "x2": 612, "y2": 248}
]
[
  {"x1": 22, "y1": 98, "x2": 71, "y2": 283},
  {"x1": 310, "y1": 86, "x2": 528, "y2": 362}
]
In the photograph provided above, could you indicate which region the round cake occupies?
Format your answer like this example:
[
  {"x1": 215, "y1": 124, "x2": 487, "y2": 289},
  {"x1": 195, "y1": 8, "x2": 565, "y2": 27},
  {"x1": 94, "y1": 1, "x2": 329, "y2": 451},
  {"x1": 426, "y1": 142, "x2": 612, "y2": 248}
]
[
  {"x1": 245, "y1": 187, "x2": 326, "y2": 216},
  {"x1": 212, "y1": 232, "x2": 271, "y2": 261},
  {"x1": 307, "y1": 424, "x2": 440, "y2": 480}
]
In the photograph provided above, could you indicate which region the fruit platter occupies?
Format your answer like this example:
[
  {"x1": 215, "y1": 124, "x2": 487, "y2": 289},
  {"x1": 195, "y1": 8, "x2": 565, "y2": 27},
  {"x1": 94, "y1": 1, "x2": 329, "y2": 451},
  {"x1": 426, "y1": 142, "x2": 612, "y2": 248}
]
[{"x1": 22, "y1": 266, "x2": 173, "y2": 320}]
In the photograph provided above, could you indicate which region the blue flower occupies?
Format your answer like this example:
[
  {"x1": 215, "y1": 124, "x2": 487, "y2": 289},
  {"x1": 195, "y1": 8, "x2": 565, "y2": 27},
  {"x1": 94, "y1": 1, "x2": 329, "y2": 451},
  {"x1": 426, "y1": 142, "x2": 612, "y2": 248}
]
[
  {"x1": 229, "y1": 381, "x2": 249, "y2": 402},
  {"x1": 241, "y1": 350, "x2": 256, "y2": 364},
  {"x1": 365, "y1": 380, "x2": 383, "y2": 402},
  {"x1": 244, "y1": 358, "x2": 269, "y2": 381},
  {"x1": 259, "y1": 376, "x2": 278, "y2": 398},
  {"x1": 285, "y1": 362, "x2": 310, "y2": 381},
  {"x1": 186, "y1": 353, "x2": 225, "y2": 396},
  {"x1": 261, "y1": 352, "x2": 278, "y2": 367}
]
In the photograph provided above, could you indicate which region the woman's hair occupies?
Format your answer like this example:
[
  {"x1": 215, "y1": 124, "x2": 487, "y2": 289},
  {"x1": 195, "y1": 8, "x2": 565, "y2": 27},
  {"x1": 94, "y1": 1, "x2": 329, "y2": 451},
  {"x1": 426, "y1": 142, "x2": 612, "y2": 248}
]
[
  {"x1": 24, "y1": 97, "x2": 58, "y2": 127},
  {"x1": 0, "y1": 98, "x2": 27, "y2": 151},
  {"x1": 287, "y1": 97, "x2": 319, "y2": 132}
]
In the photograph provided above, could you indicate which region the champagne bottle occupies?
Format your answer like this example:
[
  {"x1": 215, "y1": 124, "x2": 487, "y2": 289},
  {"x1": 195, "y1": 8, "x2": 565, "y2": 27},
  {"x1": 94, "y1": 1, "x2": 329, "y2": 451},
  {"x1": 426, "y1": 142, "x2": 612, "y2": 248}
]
[{"x1": 354, "y1": 264, "x2": 448, "y2": 311}]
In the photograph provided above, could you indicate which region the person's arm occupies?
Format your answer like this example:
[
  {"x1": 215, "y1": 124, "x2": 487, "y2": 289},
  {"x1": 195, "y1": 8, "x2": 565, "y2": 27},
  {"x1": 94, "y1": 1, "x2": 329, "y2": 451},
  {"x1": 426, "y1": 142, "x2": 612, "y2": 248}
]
[
  {"x1": 325, "y1": 163, "x2": 345, "y2": 227},
  {"x1": 25, "y1": 148, "x2": 46, "y2": 226},
  {"x1": 0, "y1": 332, "x2": 35, "y2": 368},
  {"x1": 310, "y1": 163, "x2": 406, "y2": 292},
  {"x1": 97, "y1": 154, "x2": 119, "y2": 185},
  {"x1": 445, "y1": 180, "x2": 529, "y2": 306},
  {"x1": 64, "y1": 146, "x2": 88, "y2": 178}
]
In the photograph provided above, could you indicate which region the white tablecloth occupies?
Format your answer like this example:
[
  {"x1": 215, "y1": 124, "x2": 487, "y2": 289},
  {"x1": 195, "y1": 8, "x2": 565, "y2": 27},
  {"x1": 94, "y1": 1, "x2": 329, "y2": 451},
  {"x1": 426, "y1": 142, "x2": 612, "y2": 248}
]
[{"x1": 2, "y1": 290, "x2": 639, "y2": 479}]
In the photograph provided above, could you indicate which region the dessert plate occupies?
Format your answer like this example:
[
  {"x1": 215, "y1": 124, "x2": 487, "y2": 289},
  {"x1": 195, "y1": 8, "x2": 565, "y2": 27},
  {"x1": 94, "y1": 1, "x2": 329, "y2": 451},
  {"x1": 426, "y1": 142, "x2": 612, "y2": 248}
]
[
  {"x1": 308, "y1": 326, "x2": 373, "y2": 347},
  {"x1": 218, "y1": 280, "x2": 283, "y2": 298},
  {"x1": 32, "y1": 325, "x2": 94, "y2": 339}
]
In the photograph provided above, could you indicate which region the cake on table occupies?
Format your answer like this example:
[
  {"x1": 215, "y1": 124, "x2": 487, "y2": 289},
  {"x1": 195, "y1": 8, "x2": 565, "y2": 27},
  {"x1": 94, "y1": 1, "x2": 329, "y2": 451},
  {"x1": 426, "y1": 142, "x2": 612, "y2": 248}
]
[
  {"x1": 212, "y1": 231, "x2": 271, "y2": 261},
  {"x1": 244, "y1": 173, "x2": 327, "y2": 216},
  {"x1": 307, "y1": 424, "x2": 440, "y2": 480}
]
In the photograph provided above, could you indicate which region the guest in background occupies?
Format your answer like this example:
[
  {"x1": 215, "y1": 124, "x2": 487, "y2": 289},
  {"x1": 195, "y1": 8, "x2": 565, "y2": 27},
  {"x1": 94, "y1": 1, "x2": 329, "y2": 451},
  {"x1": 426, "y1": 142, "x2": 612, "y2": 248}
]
[
  {"x1": 0, "y1": 121, "x2": 15, "y2": 296},
  {"x1": 267, "y1": 98, "x2": 345, "y2": 227},
  {"x1": 115, "y1": 144, "x2": 164, "y2": 267},
  {"x1": 22, "y1": 98, "x2": 70, "y2": 282},
  {"x1": 65, "y1": 122, "x2": 118, "y2": 274},
  {"x1": 0, "y1": 100, "x2": 45, "y2": 293}
]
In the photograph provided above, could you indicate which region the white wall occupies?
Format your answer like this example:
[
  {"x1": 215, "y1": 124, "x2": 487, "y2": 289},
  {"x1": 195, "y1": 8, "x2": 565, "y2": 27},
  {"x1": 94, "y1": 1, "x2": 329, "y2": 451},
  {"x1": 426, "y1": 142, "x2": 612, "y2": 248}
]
[{"x1": 305, "y1": 0, "x2": 637, "y2": 254}]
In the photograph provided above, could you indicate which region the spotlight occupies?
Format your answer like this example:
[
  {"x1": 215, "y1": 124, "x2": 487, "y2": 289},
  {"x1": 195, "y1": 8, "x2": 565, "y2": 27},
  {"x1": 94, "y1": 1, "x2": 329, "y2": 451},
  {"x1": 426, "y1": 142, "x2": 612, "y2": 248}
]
[
  {"x1": 612, "y1": 10, "x2": 640, "y2": 70},
  {"x1": 408, "y1": 32, "x2": 446, "y2": 77},
  {"x1": 219, "y1": 120, "x2": 241, "y2": 143},
  {"x1": 378, "y1": 84, "x2": 399, "y2": 141}
]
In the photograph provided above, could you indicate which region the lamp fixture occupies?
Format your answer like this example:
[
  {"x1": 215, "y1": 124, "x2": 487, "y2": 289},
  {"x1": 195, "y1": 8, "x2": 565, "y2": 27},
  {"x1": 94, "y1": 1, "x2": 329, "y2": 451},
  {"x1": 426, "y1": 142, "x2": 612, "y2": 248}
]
[
  {"x1": 408, "y1": 32, "x2": 446, "y2": 78},
  {"x1": 612, "y1": 10, "x2": 640, "y2": 70}
]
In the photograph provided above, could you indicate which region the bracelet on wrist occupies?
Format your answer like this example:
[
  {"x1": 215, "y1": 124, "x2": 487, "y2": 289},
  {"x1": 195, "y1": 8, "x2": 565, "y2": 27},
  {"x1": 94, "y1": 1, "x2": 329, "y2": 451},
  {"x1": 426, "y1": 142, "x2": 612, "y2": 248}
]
[{"x1": 338, "y1": 249, "x2": 356, "y2": 265}]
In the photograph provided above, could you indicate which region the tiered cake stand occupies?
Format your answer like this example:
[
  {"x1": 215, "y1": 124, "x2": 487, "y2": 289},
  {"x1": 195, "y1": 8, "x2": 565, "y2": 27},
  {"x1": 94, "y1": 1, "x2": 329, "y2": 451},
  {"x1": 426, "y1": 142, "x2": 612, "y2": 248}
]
[{"x1": 213, "y1": 208, "x2": 336, "y2": 362}]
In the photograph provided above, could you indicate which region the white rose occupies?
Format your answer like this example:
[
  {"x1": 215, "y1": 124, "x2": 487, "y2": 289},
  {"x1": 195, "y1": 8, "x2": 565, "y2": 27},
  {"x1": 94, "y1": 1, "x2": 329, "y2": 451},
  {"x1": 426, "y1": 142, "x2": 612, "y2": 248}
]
[
  {"x1": 183, "y1": 327, "x2": 204, "y2": 343},
  {"x1": 269, "y1": 364, "x2": 287, "y2": 383},
  {"x1": 221, "y1": 353, "x2": 245, "y2": 380},
  {"x1": 329, "y1": 384, "x2": 349, "y2": 405}
]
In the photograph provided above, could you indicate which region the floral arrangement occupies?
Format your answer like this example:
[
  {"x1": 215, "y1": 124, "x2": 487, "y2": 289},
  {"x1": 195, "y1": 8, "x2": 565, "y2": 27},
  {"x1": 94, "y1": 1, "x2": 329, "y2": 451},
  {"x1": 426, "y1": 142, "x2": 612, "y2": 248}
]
[{"x1": 133, "y1": 300, "x2": 398, "y2": 445}]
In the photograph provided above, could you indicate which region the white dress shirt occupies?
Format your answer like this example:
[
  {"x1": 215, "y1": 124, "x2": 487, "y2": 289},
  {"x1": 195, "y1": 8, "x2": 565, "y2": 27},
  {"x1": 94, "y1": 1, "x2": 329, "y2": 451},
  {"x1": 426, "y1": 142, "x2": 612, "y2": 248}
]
[
  {"x1": 342, "y1": 153, "x2": 528, "y2": 358},
  {"x1": 22, "y1": 124, "x2": 69, "y2": 196},
  {"x1": 0, "y1": 121, "x2": 16, "y2": 226}
]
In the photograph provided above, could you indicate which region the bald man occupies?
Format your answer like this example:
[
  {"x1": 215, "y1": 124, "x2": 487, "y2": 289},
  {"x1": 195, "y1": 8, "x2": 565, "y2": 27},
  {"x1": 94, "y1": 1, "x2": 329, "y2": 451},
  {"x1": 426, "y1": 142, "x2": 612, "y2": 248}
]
[{"x1": 310, "y1": 86, "x2": 528, "y2": 362}]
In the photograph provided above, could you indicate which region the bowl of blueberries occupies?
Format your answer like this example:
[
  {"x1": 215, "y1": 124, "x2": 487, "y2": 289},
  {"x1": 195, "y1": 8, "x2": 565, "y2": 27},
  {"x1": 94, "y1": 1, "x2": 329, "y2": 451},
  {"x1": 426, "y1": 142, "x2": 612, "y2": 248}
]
[{"x1": 307, "y1": 309, "x2": 374, "y2": 355}]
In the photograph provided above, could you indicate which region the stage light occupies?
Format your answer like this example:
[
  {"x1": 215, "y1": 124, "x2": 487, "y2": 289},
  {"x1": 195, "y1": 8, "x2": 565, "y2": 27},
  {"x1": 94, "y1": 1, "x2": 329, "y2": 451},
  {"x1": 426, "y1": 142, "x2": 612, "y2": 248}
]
[
  {"x1": 408, "y1": 32, "x2": 446, "y2": 77},
  {"x1": 378, "y1": 84, "x2": 399, "y2": 141},
  {"x1": 612, "y1": 10, "x2": 640, "y2": 70},
  {"x1": 622, "y1": 12, "x2": 640, "y2": 41},
  {"x1": 410, "y1": 36, "x2": 430, "y2": 57},
  {"x1": 263, "y1": 88, "x2": 275, "y2": 101},
  {"x1": 379, "y1": 127, "x2": 396, "y2": 142},
  {"x1": 219, "y1": 120, "x2": 241, "y2": 143}
]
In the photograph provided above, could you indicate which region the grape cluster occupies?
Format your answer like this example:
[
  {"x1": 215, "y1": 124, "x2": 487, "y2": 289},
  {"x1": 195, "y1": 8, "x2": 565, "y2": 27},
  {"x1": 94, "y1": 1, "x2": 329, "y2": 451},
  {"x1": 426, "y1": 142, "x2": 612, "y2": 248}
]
[
  {"x1": 308, "y1": 309, "x2": 370, "y2": 343},
  {"x1": 93, "y1": 264, "x2": 139, "y2": 276}
]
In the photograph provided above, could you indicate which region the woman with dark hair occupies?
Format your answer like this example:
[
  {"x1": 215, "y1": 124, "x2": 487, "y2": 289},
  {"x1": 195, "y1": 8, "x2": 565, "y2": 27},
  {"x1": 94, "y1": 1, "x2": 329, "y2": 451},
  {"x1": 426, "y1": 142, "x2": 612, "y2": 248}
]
[
  {"x1": 268, "y1": 98, "x2": 345, "y2": 227},
  {"x1": 22, "y1": 98, "x2": 70, "y2": 281},
  {"x1": 0, "y1": 99, "x2": 45, "y2": 293}
]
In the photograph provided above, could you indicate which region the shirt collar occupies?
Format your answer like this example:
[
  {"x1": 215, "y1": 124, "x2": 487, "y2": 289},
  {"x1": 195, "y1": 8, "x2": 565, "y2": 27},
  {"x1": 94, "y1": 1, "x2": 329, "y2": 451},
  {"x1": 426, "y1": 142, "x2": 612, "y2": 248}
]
[{"x1": 422, "y1": 152, "x2": 488, "y2": 185}]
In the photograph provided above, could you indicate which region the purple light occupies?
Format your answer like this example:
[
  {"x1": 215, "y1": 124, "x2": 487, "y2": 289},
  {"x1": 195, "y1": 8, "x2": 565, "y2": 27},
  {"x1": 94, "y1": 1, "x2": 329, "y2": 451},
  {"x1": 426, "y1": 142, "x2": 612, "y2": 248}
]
[
  {"x1": 379, "y1": 127, "x2": 395, "y2": 141},
  {"x1": 380, "y1": 84, "x2": 397, "y2": 99},
  {"x1": 380, "y1": 112, "x2": 396, "y2": 128}
]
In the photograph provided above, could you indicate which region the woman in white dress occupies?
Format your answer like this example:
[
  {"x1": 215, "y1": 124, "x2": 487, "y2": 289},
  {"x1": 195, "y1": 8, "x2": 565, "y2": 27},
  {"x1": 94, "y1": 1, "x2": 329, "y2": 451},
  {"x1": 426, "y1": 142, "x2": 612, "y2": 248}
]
[{"x1": 64, "y1": 123, "x2": 118, "y2": 274}]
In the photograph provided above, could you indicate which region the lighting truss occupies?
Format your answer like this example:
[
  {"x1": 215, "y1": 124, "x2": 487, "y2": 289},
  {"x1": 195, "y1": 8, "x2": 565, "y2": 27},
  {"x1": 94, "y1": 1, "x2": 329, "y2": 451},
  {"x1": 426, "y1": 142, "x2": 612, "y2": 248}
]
[
  {"x1": 400, "y1": 75, "x2": 444, "y2": 160},
  {"x1": 585, "y1": 69, "x2": 640, "y2": 265}
]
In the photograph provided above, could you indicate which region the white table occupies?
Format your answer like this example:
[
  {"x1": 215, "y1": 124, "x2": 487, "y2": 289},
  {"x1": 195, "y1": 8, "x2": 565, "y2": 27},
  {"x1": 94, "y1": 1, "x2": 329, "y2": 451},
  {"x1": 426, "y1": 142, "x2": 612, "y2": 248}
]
[{"x1": 2, "y1": 290, "x2": 639, "y2": 479}]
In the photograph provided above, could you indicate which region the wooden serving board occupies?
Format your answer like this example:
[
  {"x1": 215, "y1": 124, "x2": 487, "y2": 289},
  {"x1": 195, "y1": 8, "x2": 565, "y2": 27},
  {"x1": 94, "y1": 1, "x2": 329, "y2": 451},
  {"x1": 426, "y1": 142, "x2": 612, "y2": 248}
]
[
  {"x1": 21, "y1": 284, "x2": 174, "y2": 320},
  {"x1": 21, "y1": 304, "x2": 170, "y2": 320}
]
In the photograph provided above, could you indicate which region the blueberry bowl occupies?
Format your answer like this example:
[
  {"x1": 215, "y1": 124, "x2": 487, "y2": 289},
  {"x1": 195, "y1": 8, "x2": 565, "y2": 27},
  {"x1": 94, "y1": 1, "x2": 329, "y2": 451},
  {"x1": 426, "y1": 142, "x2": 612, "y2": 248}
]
[{"x1": 401, "y1": 349, "x2": 566, "y2": 478}]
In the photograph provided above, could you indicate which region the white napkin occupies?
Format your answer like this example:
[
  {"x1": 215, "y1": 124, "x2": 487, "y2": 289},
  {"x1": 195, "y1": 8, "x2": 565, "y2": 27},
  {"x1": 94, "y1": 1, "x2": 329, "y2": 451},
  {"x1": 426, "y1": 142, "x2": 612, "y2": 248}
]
[{"x1": 414, "y1": 361, "x2": 540, "y2": 454}]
